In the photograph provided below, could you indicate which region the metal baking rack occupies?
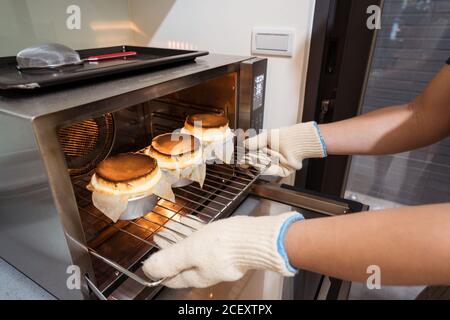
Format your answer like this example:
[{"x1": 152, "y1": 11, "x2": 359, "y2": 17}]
[{"x1": 72, "y1": 147, "x2": 270, "y2": 298}]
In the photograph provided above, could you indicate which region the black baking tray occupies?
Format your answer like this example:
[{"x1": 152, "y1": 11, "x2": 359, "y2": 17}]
[{"x1": 0, "y1": 45, "x2": 209, "y2": 90}]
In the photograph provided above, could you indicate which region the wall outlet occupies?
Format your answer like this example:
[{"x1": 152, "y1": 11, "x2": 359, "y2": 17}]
[{"x1": 252, "y1": 27, "x2": 294, "y2": 57}]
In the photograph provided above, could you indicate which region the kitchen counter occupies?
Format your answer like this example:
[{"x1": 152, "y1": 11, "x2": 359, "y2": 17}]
[{"x1": 0, "y1": 258, "x2": 54, "y2": 300}]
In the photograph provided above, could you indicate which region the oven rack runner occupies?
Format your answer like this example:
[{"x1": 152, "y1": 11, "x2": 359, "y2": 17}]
[{"x1": 72, "y1": 147, "x2": 270, "y2": 294}]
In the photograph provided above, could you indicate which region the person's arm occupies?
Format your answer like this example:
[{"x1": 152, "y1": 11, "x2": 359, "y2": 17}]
[
  {"x1": 143, "y1": 203, "x2": 450, "y2": 288},
  {"x1": 244, "y1": 65, "x2": 450, "y2": 176},
  {"x1": 286, "y1": 203, "x2": 450, "y2": 285},
  {"x1": 319, "y1": 65, "x2": 450, "y2": 155}
]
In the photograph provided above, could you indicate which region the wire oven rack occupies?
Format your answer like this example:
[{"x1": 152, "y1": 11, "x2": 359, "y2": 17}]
[{"x1": 71, "y1": 147, "x2": 269, "y2": 299}]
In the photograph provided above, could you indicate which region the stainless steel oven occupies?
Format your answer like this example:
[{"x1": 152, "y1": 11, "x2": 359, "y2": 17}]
[{"x1": 0, "y1": 53, "x2": 366, "y2": 300}]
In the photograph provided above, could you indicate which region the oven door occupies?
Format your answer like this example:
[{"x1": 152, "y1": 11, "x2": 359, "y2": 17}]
[{"x1": 100, "y1": 183, "x2": 367, "y2": 301}]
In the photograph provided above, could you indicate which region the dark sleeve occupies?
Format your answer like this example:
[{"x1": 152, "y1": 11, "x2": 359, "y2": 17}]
[{"x1": 447, "y1": 57, "x2": 450, "y2": 64}]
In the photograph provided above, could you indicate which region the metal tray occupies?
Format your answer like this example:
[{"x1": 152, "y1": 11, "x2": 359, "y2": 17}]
[{"x1": 0, "y1": 45, "x2": 209, "y2": 90}]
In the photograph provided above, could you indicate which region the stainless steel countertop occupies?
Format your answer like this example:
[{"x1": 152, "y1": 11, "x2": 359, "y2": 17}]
[
  {"x1": 0, "y1": 258, "x2": 55, "y2": 300},
  {"x1": 0, "y1": 53, "x2": 248, "y2": 120}
]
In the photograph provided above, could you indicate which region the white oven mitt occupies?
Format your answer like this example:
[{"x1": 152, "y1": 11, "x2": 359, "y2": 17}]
[
  {"x1": 244, "y1": 121, "x2": 327, "y2": 177},
  {"x1": 142, "y1": 211, "x2": 304, "y2": 288}
]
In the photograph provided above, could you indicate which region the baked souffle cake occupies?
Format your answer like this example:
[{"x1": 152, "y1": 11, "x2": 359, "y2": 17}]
[
  {"x1": 89, "y1": 153, "x2": 161, "y2": 197},
  {"x1": 184, "y1": 113, "x2": 230, "y2": 143},
  {"x1": 146, "y1": 133, "x2": 203, "y2": 170}
]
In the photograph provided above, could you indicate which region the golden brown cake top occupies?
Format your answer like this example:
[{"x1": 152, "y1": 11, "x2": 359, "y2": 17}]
[
  {"x1": 95, "y1": 153, "x2": 157, "y2": 183},
  {"x1": 151, "y1": 133, "x2": 200, "y2": 157},
  {"x1": 186, "y1": 113, "x2": 229, "y2": 129}
]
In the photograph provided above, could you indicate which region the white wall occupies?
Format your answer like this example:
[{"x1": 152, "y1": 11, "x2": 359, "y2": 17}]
[
  {"x1": 0, "y1": 0, "x2": 133, "y2": 57},
  {"x1": 129, "y1": 0, "x2": 316, "y2": 129}
]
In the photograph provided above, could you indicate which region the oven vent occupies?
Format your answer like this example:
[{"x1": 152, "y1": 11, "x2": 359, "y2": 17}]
[{"x1": 57, "y1": 114, "x2": 115, "y2": 177}]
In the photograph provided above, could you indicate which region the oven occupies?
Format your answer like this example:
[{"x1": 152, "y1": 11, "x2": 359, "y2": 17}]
[{"x1": 0, "y1": 53, "x2": 366, "y2": 300}]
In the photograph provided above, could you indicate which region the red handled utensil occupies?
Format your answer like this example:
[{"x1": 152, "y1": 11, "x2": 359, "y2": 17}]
[{"x1": 83, "y1": 51, "x2": 137, "y2": 62}]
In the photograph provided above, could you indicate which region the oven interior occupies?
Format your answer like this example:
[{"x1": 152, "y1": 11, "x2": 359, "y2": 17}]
[{"x1": 55, "y1": 72, "x2": 267, "y2": 299}]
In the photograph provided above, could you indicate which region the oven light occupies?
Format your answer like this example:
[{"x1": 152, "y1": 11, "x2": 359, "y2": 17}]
[{"x1": 167, "y1": 40, "x2": 198, "y2": 51}]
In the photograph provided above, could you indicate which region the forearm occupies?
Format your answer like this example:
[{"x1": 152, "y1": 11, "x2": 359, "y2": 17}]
[
  {"x1": 319, "y1": 104, "x2": 417, "y2": 155},
  {"x1": 319, "y1": 65, "x2": 450, "y2": 156},
  {"x1": 285, "y1": 203, "x2": 450, "y2": 285}
]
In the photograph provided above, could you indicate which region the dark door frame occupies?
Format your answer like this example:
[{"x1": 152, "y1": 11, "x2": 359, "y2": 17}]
[{"x1": 296, "y1": 0, "x2": 382, "y2": 196}]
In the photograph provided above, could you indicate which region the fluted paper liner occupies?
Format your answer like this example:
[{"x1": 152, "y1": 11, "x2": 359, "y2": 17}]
[
  {"x1": 181, "y1": 127, "x2": 235, "y2": 165},
  {"x1": 161, "y1": 163, "x2": 206, "y2": 188},
  {"x1": 89, "y1": 178, "x2": 175, "y2": 223},
  {"x1": 92, "y1": 192, "x2": 129, "y2": 223}
]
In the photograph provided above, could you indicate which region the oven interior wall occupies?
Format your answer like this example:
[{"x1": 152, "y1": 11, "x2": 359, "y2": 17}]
[{"x1": 109, "y1": 72, "x2": 237, "y2": 156}]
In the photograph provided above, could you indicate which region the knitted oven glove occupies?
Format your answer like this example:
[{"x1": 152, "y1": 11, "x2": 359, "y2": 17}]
[
  {"x1": 142, "y1": 211, "x2": 304, "y2": 289},
  {"x1": 244, "y1": 121, "x2": 327, "y2": 177}
]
